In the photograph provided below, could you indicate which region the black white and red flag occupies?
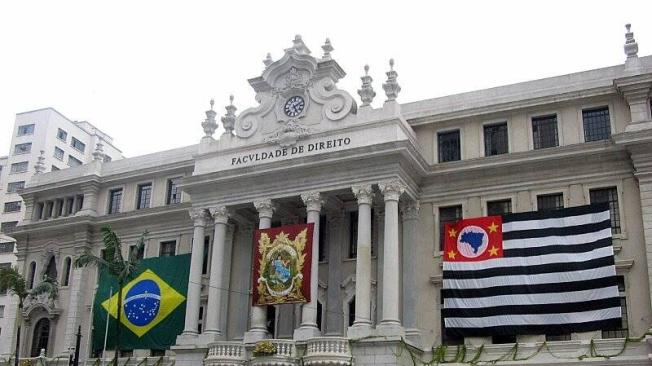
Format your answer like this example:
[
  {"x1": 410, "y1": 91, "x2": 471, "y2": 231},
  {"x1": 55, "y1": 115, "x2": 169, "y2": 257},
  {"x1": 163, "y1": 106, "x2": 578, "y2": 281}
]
[{"x1": 442, "y1": 203, "x2": 621, "y2": 337}]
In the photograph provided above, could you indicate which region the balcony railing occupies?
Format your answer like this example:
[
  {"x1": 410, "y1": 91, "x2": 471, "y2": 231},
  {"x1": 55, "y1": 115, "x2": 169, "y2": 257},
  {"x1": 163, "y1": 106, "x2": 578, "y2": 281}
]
[{"x1": 304, "y1": 337, "x2": 352, "y2": 366}]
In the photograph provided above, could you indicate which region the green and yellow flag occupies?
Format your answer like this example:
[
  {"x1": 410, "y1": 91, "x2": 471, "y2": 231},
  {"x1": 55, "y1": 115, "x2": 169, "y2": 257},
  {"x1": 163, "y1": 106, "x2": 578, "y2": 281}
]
[{"x1": 92, "y1": 254, "x2": 191, "y2": 351}]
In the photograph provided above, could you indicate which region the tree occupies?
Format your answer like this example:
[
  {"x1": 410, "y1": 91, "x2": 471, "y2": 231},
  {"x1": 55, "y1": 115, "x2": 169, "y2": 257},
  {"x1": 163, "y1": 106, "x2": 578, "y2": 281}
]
[
  {"x1": 75, "y1": 226, "x2": 147, "y2": 365},
  {"x1": 0, "y1": 267, "x2": 58, "y2": 366}
]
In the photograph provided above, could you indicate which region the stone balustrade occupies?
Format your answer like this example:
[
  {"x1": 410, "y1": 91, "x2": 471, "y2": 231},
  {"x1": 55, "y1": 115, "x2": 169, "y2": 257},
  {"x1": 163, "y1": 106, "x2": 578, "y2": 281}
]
[
  {"x1": 303, "y1": 337, "x2": 352, "y2": 366},
  {"x1": 205, "y1": 342, "x2": 246, "y2": 365},
  {"x1": 250, "y1": 339, "x2": 298, "y2": 366}
]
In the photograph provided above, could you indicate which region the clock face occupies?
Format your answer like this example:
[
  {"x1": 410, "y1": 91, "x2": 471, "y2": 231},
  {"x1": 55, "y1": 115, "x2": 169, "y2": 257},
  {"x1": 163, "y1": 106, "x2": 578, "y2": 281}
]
[{"x1": 284, "y1": 96, "x2": 305, "y2": 117}]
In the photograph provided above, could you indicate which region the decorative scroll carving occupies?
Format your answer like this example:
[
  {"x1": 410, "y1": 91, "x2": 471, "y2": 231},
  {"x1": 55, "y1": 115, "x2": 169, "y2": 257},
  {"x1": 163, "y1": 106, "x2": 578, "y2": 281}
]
[{"x1": 309, "y1": 78, "x2": 356, "y2": 122}]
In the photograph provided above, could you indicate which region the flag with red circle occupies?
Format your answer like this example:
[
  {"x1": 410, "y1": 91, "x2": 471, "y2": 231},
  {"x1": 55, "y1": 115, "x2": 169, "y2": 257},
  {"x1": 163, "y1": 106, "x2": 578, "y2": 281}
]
[{"x1": 444, "y1": 216, "x2": 503, "y2": 262}]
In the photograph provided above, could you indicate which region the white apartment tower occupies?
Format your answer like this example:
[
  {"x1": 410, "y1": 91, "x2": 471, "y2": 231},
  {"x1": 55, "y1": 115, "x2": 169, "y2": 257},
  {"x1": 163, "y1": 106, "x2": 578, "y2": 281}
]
[{"x1": 0, "y1": 108, "x2": 121, "y2": 356}]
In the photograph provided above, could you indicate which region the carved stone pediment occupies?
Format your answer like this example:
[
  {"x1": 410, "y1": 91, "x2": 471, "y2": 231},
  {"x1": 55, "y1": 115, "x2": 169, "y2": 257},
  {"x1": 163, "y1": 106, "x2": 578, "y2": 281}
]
[{"x1": 233, "y1": 35, "x2": 357, "y2": 147}]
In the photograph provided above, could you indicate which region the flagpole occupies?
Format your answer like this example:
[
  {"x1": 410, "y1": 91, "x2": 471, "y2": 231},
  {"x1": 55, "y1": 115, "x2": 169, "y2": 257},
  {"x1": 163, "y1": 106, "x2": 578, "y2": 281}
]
[
  {"x1": 101, "y1": 287, "x2": 112, "y2": 366},
  {"x1": 83, "y1": 284, "x2": 98, "y2": 366}
]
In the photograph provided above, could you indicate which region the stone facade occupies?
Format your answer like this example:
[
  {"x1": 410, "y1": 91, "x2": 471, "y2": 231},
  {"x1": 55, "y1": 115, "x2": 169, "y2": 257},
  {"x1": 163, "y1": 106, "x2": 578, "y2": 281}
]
[{"x1": 5, "y1": 27, "x2": 652, "y2": 365}]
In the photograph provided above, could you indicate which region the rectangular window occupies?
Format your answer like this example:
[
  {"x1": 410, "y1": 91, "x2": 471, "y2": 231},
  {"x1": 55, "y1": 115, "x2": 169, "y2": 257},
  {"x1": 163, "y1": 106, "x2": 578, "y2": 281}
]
[
  {"x1": 71, "y1": 137, "x2": 86, "y2": 153},
  {"x1": 318, "y1": 215, "x2": 327, "y2": 262},
  {"x1": 166, "y1": 177, "x2": 182, "y2": 205},
  {"x1": 57, "y1": 128, "x2": 67, "y2": 142},
  {"x1": 7, "y1": 181, "x2": 25, "y2": 193},
  {"x1": 159, "y1": 240, "x2": 176, "y2": 257},
  {"x1": 532, "y1": 114, "x2": 559, "y2": 149},
  {"x1": 17, "y1": 124, "x2": 34, "y2": 136},
  {"x1": 438, "y1": 130, "x2": 461, "y2": 162},
  {"x1": 0, "y1": 305, "x2": 4, "y2": 318},
  {"x1": 136, "y1": 183, "x2": 152, "y2": 210},
  {"x1": 4, "y1": 201, "x2": 21, "y2": 213},
  {"x1": 0, "y1": 241, "x2": 15, "y2": 252},
  {"x1": 484, "y1": 122, "x2": 508, "y2": 156},
  {"x1": 54, "y1": 147, "x2": 64, "y2": 161},
  {"x1": 129, "y1": 245, "x2": 145, "y2": 260},
  {"x1": 10, "y1": 162, "x2": 28, "y2": 174},
  {"x1": 537, "y1": 193, "x2": 564, "y2": 211},
  {"x1": 583, "y1": 106, "x2": 611, "y2": 142},
  {"x1": 439, "y1": 205, "x2": 463, "y2": 250},
  {"x1": 602, "y1": 276, "x2": 628, "y2": 338},
  {"x1": 590, "y1": 187, "x2": 621, "y2": 234},
  {"x1": 349, "y1": 211, "x2": 358, "y2": 258},
  {"x1": 202, "y1": 236, "x2": 210, "y2": 275},
  {"x1": 14, "y1": 143, "x2": 31, "y2": 155},
  {"x1": 487, "y1": 199, "x2": 512, "y2": 216},
  {"x1": 68, "y1": 156, "x2": 82, "y2": 167},
  {"x1": 108, "y1": 188, "x2": 123, "y2": 214}
]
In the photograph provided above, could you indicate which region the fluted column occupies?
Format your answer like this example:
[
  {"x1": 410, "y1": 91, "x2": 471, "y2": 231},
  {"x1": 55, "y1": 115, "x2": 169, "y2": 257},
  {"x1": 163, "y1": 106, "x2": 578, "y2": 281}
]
[
  {"x1": 294, "y1": 192, "x2": 322, "y2": 340},
  {"x1": 244, "y1": 199, "x2": 273, "y2": 343},
  {"x1": 377, "y1": 180, "x2": 405, "y2": 335},
  {"x1": 204, "y1": 206, "x2": 230, "y2": 340},
  {"x1": 401, "y1": 200, "x2": 421, "y2": 343},
  {"x1": 181, "y1": 208, "x2": 208, "y2": 336},
  {"x1": 77, "y1": 182, "x2": 99, "y2": 216},
  {"x1": 347, "y1": 184, "x2": 374, "y2": 338}
]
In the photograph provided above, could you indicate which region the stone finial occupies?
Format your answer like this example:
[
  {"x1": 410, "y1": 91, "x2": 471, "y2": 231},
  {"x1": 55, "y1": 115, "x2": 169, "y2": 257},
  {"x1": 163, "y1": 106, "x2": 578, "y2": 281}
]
[
  {"x1": 382, "y1": 58, "x2": 401, "y2": 102},
  {"x1": 358, "y1": 64, "x2": 376, "y2": 107},
  {"x1": 201, "y1": 99, "x2": 218, "y2": 139},
  {"x1": 321, "y1": 38, "x2": 333, "y2": 60},
  {"x1": 221, "y1": 95, "x2": 237, "y2": 135},
  {"x1": 624, "y1": 23, "x2": 639, "y2": 59},
  {"x1": 286, "y1": 34, "x2": 311, "y2": 55},
  {"x1": 34, "y1": 150, "x2": 46, "y2": 174},
  {"x1": 263, "y1": 53, "x2": 273, "y2": 67},
  {"x1": 92, "y1": 142, "x2": 105, "y2": 162}
]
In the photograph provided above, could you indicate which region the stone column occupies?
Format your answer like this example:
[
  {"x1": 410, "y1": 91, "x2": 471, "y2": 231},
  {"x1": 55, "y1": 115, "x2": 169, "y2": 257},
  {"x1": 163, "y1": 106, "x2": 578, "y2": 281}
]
[
  {"x1": 325, "y1": 210, "x2": 345, "y2": 335},
  {"x1": 377, "y1": 180, "x2": 405, "y2": 335},
  {"x1": 294, "y1": 192, "x2": 322, "y2": 340},
  {"x1": 347, "y1": 184, "x2": 374, "y2": 338},
  {"x1": 243, "y1": 199, "x2": 273, "y2": 343},
  {"x1": 71, "y1": 195, "x2": 79, "y2": 214},
  {"x1": 78, "y1": 182, "x2": 99, "y2": 216},
  {"x1": 52, "y1": 200, "x2": 61, "y2": 218},
  {"x1": 180, "y1": 208, "x2": 208, "y2": 338},
  {"x1": 22, "y1": 196, "x2": 34, "y2": 223},
  {"x1": 203, "y1": 206, "x2": 230, "y2": 340},
  {"x1": 401, "y1": 200, "x2": 421, "y2": 343}
]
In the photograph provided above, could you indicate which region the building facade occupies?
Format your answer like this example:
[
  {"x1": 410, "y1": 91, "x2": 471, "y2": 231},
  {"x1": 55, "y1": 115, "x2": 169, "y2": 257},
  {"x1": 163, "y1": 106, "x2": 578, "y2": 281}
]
[
  {"x1": 0, "y1": 108, "x2": 122, "y2": 357},
  {"x1": 6, "y1": 27, "x2": 652, "y2": 365}
]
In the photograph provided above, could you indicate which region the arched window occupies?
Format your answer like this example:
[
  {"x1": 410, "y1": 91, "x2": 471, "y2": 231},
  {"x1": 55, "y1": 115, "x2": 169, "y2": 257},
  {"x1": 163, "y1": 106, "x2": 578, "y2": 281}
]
[
  {"x1": 61, "y1": 257, "x2": 72, "y2": 286},
  {"x1": 27, "y1": 262, "x2": 36, "y2": 289},
  {"x1": 45, "y1": 256, "x2": 57, "y2": 281},
  {"x1": 348, "y1": 297, "x2": 355, "y2": 327},
  {"x1": 30, "y1": 318, "x2": 50, "y2": 357}
]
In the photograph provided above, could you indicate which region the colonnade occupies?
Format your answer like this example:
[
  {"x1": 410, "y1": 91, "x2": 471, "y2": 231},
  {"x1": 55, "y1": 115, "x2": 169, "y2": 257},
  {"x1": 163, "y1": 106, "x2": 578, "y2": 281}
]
[{"x1": 180, "y1": 179, "x2": 415, "y2": 343}]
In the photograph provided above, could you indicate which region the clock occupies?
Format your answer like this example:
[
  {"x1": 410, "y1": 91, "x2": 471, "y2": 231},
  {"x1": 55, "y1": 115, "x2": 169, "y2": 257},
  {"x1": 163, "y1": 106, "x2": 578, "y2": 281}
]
[{"x1": 284, "y1": 96, "x2": 305, "y2": 117}]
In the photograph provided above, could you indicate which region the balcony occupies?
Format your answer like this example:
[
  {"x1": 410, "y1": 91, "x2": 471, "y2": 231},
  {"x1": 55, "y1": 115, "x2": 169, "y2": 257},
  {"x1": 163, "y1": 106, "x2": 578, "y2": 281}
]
[
  {"x1": 303, "y1": 337, "x2": 352, "y2": 366},
  {"x1": 250, "y1": 340, "x2": 298, "y2": 366},
  {"x1": 204, "y1": 342, "x2": 246, "y2": 365}
]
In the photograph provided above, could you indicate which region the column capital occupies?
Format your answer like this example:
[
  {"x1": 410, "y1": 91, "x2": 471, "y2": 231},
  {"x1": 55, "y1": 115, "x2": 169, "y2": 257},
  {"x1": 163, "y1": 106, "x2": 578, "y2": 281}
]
[
  {"x1": 253, "y1": 199, "x2": 274, "y2": 219},
  {"x1": 352, "y1": 184, "x2": 374, "y2": 205},
  {"x1": 189, "y1": 208, "x2": 208, "y2": 227},
  {"x1": 400, "y1": 200, "x2": 420, "y2": 221},
  {"x1": 209, "y1": 205, "x2": 230, "y2": 224},
  {"x1": 301, "y1": 191, "x2": 322, "y2": 212},
  {"x1": 379, "y1": 180, "x2": 406, "y2": 202}
]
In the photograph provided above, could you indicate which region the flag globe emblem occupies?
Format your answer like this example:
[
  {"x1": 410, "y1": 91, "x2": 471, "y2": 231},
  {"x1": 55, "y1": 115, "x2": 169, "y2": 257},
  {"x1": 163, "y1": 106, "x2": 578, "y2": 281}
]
[
  {"x1": 456, "y1": 225, "x2": 489, "y2": 258},
  {"x1": 124, "y1": 279, "x2": 161, "y2": 327}
]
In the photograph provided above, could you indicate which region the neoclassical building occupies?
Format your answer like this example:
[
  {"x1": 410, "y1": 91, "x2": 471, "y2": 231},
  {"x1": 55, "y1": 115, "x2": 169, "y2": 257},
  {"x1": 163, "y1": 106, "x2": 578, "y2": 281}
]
[{"x1": 6, "y1": 26, "x2": 652, "y2": 365}]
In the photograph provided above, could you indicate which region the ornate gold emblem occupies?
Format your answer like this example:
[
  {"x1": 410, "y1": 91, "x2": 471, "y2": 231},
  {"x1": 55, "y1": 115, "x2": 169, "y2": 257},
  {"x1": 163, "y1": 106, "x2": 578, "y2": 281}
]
[{"x1": 255, "y1": 228, "x2": 308, "y2": 305}]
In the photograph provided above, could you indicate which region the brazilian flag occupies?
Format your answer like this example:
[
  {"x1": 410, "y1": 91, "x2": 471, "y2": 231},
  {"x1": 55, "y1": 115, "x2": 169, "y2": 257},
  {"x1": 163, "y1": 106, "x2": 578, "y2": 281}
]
[{"x1": 92, "y1": 254, "x2": 191, "y2": 351}]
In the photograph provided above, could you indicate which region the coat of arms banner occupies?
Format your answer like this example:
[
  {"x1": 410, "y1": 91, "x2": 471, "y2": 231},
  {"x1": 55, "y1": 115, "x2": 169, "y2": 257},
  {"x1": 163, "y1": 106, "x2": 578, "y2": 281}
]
[{"x1": 252, "y1": 223, "x2": 314, "y2": 305}]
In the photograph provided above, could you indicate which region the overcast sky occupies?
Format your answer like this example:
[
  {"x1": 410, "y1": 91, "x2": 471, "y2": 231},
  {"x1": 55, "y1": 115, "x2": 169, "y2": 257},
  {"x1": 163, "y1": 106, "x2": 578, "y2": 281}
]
[{"x1": 1, "y1": 0, "x2": 650, "y2": 158}]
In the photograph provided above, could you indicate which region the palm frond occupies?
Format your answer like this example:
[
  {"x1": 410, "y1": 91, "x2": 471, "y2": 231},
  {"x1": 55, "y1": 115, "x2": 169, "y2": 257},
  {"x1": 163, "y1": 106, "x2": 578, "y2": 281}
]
[
  {"x1": 101, "y1": 226, "x2": 124, "y2": 263},
  {"x1": 75, "y1": 251, "x2": 109, "y2": 269},
  {"x1": 30, "y1": 274, "x2": 58, "y2": 300},
  {"x1": 0, "y1": 266, "x2": 28, "y2": 300}
]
